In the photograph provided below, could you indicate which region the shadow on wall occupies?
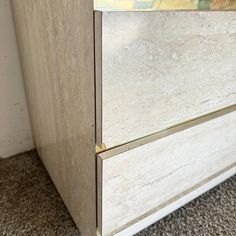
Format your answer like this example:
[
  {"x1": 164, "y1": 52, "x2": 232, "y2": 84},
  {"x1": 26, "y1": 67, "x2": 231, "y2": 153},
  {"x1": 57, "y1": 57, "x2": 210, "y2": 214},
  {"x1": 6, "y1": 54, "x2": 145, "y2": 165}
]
[{"x1": 0, "y1": 0, "x2": 33, "y2": 158}]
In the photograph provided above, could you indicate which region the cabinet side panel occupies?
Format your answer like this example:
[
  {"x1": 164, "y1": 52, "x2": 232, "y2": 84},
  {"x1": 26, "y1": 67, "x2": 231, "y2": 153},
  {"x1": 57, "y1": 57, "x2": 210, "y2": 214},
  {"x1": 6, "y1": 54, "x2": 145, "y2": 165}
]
[{"x1": 11, "y1": 1, "x2": 96, "y2": 235}]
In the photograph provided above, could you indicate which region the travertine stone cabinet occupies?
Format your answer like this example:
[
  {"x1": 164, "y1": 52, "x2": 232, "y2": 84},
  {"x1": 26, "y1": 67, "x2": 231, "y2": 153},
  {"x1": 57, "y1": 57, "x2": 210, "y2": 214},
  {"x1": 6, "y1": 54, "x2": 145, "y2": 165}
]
[{"x1": 12, "y1": 1, "x2": 236, "y2": 236}]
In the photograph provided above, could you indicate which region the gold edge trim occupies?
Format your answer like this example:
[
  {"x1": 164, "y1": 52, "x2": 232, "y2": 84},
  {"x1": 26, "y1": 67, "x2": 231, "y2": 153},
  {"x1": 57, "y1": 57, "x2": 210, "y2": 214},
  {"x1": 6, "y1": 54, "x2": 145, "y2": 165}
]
[
  {"x1": 96, "y1": 228, "x2": 102, "y2": 236},
  {"x1": 108, "y1": 162, "x2": 236, "y2": 235},
  {"x1": 97, "y1": 157, "x2": 104, "y2": 236},
  {"x1": 96, "y1": 143, "x2": 107, "y2": 153},
  {"x1": 99, "y1": 104, "x2": 236, "y2": 160},
  {"x1": 94, "y1": 11, "x2": 103, "y2": 146}
]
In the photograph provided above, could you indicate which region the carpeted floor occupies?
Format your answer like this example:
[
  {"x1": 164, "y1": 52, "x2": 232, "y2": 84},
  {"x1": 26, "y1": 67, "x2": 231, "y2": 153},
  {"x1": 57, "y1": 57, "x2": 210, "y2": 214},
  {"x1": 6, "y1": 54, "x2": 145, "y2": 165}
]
[{"x1": 0, "y1": 151, "x2": 235, "y2": 236}]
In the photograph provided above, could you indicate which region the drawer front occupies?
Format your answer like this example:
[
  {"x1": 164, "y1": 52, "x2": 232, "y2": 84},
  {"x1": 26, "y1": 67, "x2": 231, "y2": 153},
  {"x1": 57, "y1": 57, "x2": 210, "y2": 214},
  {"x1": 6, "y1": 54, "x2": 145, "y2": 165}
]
[
  {"x1": 97, "y1": 110, "x2": 236, "y2": 236},
  {"x1": 96, "y1": 12, "x2": 236, "y2": 148}
]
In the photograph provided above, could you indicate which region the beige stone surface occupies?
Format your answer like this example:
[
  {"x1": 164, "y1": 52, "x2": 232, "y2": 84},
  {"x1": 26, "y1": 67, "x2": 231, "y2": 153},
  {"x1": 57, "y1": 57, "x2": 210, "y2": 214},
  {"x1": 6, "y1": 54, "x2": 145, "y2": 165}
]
[
  {"x1": 98, "y1": 111, "x2": 236, "y2": 235},
  {"x1": 11, "y1": 1, "x2": 96, "y2": 235},
  {"x1": 0, "y1": 0, "x2": 33, "y2": 158},
  {"x1": 100, "y1": 12, "x2": 236, "y2": 147}
]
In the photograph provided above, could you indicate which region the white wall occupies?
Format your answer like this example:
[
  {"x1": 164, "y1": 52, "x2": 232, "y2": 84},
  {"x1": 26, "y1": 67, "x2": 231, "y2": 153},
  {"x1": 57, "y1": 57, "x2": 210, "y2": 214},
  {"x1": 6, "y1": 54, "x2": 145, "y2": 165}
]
[{"x1": 0, "y1": 0, "x2": 34, "y2": 158}]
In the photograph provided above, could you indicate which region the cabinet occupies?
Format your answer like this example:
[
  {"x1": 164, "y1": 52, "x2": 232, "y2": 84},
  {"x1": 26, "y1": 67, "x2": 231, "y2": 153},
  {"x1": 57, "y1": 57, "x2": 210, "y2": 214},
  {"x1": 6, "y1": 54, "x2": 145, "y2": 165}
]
[{"x1": 12, "y1": 1, "x2": 236, "y2": 235}]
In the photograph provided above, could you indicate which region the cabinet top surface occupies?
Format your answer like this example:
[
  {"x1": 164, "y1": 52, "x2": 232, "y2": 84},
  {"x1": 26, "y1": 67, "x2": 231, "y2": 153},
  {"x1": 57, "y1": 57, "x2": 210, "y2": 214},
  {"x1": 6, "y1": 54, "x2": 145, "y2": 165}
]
[{"x1": 94, "y1": 0, "x2": 236, "y2": 11}]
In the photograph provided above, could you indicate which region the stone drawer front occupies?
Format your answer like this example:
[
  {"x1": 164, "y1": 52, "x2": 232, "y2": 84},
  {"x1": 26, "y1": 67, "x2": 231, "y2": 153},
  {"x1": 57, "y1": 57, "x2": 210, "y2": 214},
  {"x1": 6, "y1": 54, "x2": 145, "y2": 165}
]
[
  {"x1": 97, "y1": 111, "x2": 236, "y2": 236},
  {"x1": 97, "y1": 12, "x2": 236, "y2": 148}
]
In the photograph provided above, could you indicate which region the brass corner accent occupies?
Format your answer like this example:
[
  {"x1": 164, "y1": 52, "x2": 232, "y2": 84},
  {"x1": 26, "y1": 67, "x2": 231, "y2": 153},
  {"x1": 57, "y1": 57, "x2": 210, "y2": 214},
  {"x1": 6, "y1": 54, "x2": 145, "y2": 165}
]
[
  {"x1": 96, "y1": 228, "x2": 102, "y2": 236},
  {"x1": 96, "y1": 143, "x2": 107, "y2": 153}
]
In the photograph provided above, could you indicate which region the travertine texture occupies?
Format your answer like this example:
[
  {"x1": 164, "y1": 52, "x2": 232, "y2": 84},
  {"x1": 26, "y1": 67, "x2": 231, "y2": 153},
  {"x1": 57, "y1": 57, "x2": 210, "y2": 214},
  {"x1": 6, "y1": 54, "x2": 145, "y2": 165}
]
[
  {"x1": 98, "y1": 111, "x2": 236, "y2": 236},
  {"x1": 0, "y1": 0, "x2": 33, "y2": 158},
  {"x1": 100, "y1": 12, "x2": 236, "y2": 148},
  {"x1": 11, "y1": 1, "x2": 96, "y2": 236}
]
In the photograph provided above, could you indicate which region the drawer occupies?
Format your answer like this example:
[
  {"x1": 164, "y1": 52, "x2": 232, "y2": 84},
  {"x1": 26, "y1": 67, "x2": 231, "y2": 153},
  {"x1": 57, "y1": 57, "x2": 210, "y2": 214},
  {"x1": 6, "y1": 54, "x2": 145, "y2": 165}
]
[
  {"x1": 12, "y1": 1, "x2": 236, "y2": 236},
  {"x1": 95, "y1": 12, "x2": 236, "y2": 148},
  {"x1": 97, "y1": 109, "x2": 236, "y2": 236}
]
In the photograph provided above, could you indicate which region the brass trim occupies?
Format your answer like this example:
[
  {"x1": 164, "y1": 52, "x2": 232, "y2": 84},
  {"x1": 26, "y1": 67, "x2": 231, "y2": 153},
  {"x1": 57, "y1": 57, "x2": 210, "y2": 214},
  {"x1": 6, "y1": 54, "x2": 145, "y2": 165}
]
[
  {"x1": 96, "y1": 143, "x2": 107, "y2": 153},
  {"x1": 96, "y1": 228, "x2": 102, "y2": 236},
  {"x1": 94, "y1": 11, "x2": 103, "y2": 145},
  {"x1": 99, "y1": 104, "x2": 236, "y2": 159}
]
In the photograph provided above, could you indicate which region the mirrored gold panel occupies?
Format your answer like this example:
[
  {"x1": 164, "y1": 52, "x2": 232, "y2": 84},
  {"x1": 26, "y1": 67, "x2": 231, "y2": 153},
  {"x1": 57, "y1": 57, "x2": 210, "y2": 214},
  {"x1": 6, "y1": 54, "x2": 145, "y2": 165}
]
[{"x1": 94, "y1": 0, "x2": 236, "y2": 11}]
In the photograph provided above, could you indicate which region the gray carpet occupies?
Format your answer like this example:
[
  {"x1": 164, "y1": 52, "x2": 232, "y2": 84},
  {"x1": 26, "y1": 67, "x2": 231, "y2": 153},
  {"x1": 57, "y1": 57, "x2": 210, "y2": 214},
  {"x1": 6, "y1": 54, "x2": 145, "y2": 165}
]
[{"x1": 0, "y1": 151, "x2": 235, "y2": 236}]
